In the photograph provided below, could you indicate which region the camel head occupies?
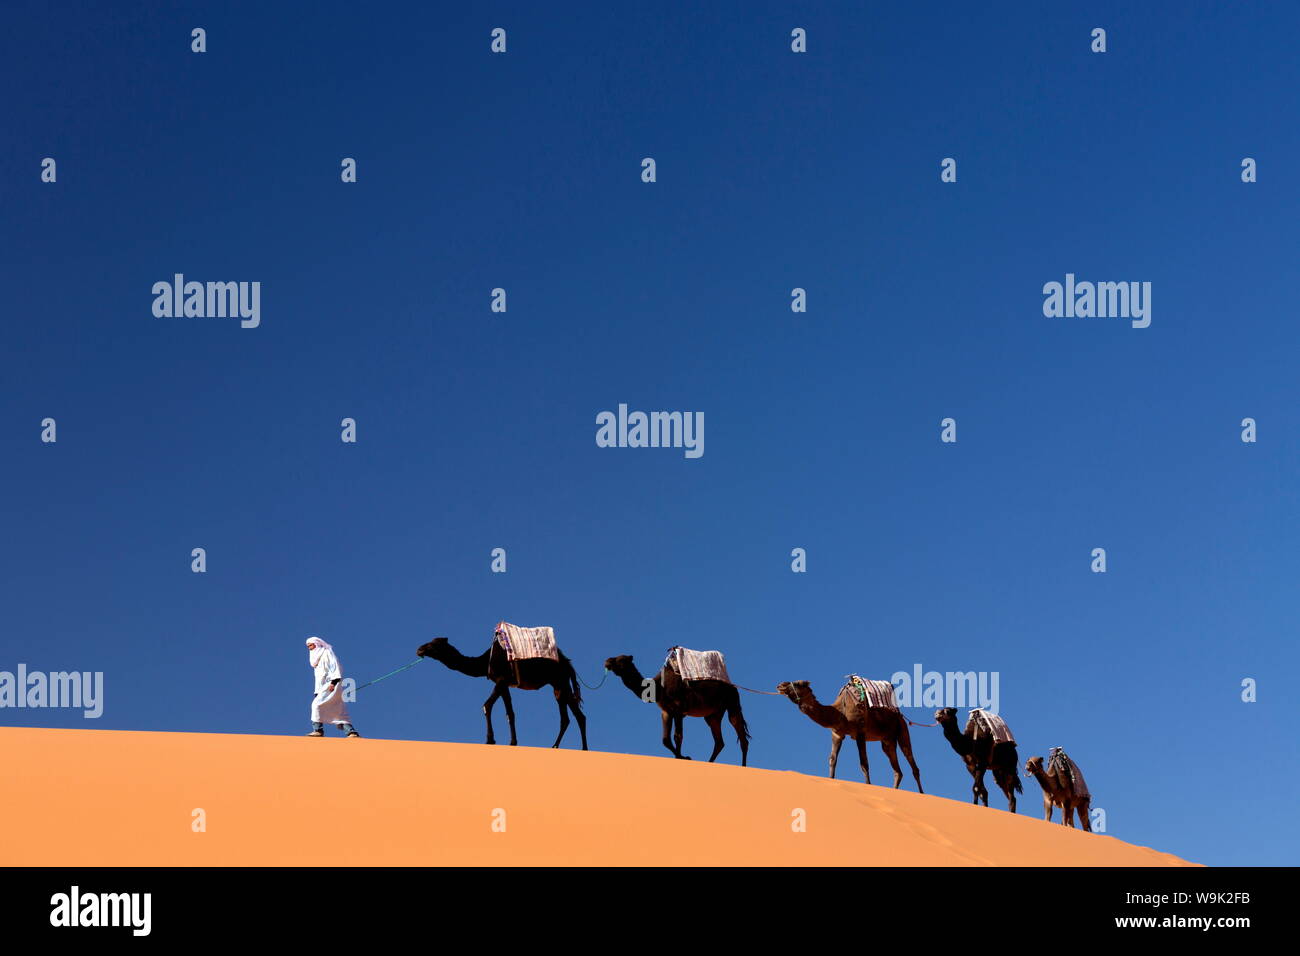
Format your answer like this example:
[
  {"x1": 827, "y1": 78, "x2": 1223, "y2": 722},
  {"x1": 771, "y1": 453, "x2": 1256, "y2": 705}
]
[
  {"x1": 934, "y1": 706, "x2": 959, "y2": 727},
  {"x1": 1024, "y1": 755, "x2": 1045, "y2": 777},
  {"x1": 777, "y1": 680, "x2": 810, "y2": 704},
  {"x1": 416, "y1": 637, "x2": 451, "y2": 660},
  {"x1": 604, "y1": 655, "x2": 636, "y2": 677}
]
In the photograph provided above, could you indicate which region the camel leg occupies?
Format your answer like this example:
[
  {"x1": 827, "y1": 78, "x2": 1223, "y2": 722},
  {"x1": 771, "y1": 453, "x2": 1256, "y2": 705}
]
[
  {"x1": 897, "y1": 722, "x2": 924, "y2": 792},
  {"x1": 828, "y1": 732, "x2": 845, "y2": 779},
  {"x1": 704, "y1": 712, "x2": 726, "y2": 762},
  {"x1": 880, "y1": 737, "x2": 903, "y2": 788},
  {"x1": 568, "y1": 694, "x2": 588, "y2": 751},
  {"x1": 550, "y1": 688, "x2": 570, "y2": 749},
  {"x1": 726, "y1": 705, "x2": 748, "y2": 767},
  {"x1": 659, "y1": 710, "x2": 678, "y2": 758},
  {"x1": 499, "y1": 686, "x2": 518, "y2": 746},
  {"x1": 1043, "y1": 795, "x2": 1053, "y2": 822},
  {"x1": 673, "y1": 714, "x2": 689, "y2": 759},
  {"x1": 482, "y1": 684, "x2": 503, "y2": 745},
  {"x1": 1079, "y1": 798, "x2": 1093, "y2": 832},
  {"x1": 1003, "y1": 778, "x2": 1017, "y2": 814},
  {"x1": 972, "y1": 764, "x2": 989, "y2": 806},
  {"x1": 856, "y1": 735, "x2": 872, "y2": 785}
]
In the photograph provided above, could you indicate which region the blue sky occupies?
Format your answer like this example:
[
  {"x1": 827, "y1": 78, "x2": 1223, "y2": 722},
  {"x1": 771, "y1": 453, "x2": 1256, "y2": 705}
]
[{"x1": 2, "y1": 1, "x2": 1297, "y2": 866}]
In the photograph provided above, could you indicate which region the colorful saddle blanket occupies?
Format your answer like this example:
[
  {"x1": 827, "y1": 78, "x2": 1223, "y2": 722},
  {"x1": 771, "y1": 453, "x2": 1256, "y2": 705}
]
[
  {"x1": 845, "y1": 675, "x2": 900, "y2": 710},
  {"x1": 1047, "y1": 747, "x2": 1090, "y2": 798}
]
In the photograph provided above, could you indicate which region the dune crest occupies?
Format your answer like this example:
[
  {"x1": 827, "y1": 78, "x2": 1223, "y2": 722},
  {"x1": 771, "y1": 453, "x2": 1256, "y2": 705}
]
[{"x1": 0, "y1": 728, "x2": 1195, "y2": 866}]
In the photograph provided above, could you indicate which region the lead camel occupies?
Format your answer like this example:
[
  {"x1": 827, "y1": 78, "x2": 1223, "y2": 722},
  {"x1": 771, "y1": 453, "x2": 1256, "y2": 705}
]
[{"x1": 416, "y1": 637, "x2": 588, "y2": 750}]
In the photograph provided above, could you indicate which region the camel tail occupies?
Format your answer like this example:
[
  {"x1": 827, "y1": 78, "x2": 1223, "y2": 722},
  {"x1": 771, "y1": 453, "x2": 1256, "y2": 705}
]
[
  {"x1": 562, "y1": 655, "x2": 582, "y2": 704},
  {"x1": 729, "y1": 697, "x2": 751, "y2": 744}
]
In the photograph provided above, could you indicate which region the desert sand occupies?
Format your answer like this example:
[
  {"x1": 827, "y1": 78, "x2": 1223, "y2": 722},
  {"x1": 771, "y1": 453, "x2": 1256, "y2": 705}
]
[{"x1": 0, "y1": 727, "x2": 1195, "y2": 866}]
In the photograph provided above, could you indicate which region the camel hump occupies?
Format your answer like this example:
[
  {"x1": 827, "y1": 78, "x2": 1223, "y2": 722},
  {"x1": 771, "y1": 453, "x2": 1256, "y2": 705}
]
[
  {"x1": 1048, "y1": 747, "x2": 1090, "y2": 798},
  {"x1": 665, "y1": 646, "x2": 732, "y2": 684},
  {"x1": 495, "y1": 622, "x2": 561, "y2": 662},
  {"x1": 965, "y1": 709, "x2": 1015, "y2": 745},
  {"x1": 843, "y1": 675, "x2": 899, "y2": 710}
]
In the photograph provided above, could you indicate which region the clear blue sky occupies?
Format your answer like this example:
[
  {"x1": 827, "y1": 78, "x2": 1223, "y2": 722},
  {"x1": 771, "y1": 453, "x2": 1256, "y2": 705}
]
[{"x1": 3, "y1": 1, "x2": 1297, "y2": 866}]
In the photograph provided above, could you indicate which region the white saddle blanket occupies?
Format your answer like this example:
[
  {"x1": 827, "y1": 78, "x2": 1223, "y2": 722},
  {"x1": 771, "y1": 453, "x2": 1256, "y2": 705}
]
[
  {"x1": 495, "y1": 622, "x2": 560, "y2": 662},
  {"x1": 668, "y1": 647, "x2": 731, "y2": 684},
  {"x1": 966, "y1": 709, "x2": 1015, "y2": 745}
]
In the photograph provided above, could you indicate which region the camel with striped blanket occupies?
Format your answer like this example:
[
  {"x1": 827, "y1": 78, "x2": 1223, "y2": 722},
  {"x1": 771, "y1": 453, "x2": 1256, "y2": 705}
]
[
  {"x1": 935, "y1": 707, "x2": 1021, "y2": 812},
  {"x1": 1025, "y1": 750, "x2": 1093, "y2": 830},
  {"x1": 776, "y1": 680, "x2": 923, "y2": 790},
  {"x1": 604, "y1": 654, "x2": 750, "y2": 765},
  {"x1": 416, "y1": 637, "x2": 587, "y2": 750}
]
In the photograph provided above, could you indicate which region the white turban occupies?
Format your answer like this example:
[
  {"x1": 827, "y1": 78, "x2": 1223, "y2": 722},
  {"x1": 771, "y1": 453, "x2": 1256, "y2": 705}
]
[{"x1": 306, "y1": 636, "x2": 334, "y2": 668}]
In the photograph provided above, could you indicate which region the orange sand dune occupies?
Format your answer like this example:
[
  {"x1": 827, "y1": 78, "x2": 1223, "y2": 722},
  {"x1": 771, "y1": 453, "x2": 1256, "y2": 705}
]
[{"x1": 0, "y1": 728, "x2": 1195, "y2": 866}]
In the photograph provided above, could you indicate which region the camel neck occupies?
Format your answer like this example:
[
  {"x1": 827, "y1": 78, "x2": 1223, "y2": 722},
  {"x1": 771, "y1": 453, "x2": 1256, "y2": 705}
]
[
  {"x1": 940, "y1": 720, "x2": 973, "y2": 755},
  {"x1": 615, "y1": 668, "x2": 648, "y2": 697},
  {"x1": 438, "y1": 643, "x2": 490, "y2": 678},
  {"x1": 793, "y1": 693, "x2": 839, "y2": 728}
]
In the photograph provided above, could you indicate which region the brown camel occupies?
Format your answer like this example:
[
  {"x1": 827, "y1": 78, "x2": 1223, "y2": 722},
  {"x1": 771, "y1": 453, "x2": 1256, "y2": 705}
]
[
  {"x1": 776, "y1": 680, "x2": 923, "y2": 790},
  {"x1": 1025, "y1": 750, "x2": 1092, "y2": 831},
  {"x1": 935, "y1": 707, "x2": 1021, "y2": 812},
  {"x1": 416, "y1": 637, "x2": 587, "y2": 750},
  {"x1": 604, "y1": 654, "x2": 749, "y2": 765}
]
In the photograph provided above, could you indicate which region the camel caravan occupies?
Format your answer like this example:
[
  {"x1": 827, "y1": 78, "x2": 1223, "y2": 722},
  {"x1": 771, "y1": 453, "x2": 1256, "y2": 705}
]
[{"x1": 409, "y1": 623, "x2": 1096, "y2": 830}]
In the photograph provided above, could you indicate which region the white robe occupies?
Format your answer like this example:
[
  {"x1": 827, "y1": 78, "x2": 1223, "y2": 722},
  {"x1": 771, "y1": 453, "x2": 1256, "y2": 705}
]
[{"x1": 310, "y1": 647, "x2": 351, "y2": 725}]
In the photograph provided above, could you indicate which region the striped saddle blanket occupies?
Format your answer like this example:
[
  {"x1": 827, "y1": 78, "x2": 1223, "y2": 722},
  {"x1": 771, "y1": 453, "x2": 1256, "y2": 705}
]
[
  {"x1": 966, "y1": 708, "x2": 1015, "y2": 745},
  {"x1": 845, "y1": 675, "x2": 899, "y2": 711},
  {"x1": 666, "y1": 646, "x2": 731, "y2": 684},
  {"x1": 1048, "y1": 747, "x2": 1090, "y2": 798},
  {"x1": 494, "y1": 622, "x2": 560, "y2": 662}
]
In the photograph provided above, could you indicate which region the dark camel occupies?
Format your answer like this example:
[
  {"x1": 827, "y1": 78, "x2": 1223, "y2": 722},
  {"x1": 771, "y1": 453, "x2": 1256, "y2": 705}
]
[
  {"x1": 1025, "y1": 754, "x2": 1092, "y2": 830},
  {"x1": 604, "y1": 655, "x2": 749, "y2": 765},
  {"x1": 935, "y1": 707, "x2": 1020, "y2": 812},
  {"x1": 777, "y1": 680, "x2": 923, "y2": 790},
  {"x1": 416, "y1": 637, "x2": 588, "y2": 750}
]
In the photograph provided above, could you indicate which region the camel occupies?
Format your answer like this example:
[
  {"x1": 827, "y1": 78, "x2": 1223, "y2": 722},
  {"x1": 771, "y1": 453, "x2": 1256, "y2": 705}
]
[
  {"x1": 935, "y1": 707, "x2": 1021, "y2": 812},
  {"x1": 604, "y1": 655, "x2": 749, "y2": 765},
  {"x1": 776, "y1": 680, "x2": 923, "y2": 790},
  {"x1": 1025, "y1": 752, "x2": 1093, "y2": 831},
  {"x1": 416, "y1": 637, "x2": 587, "y2": 750}
]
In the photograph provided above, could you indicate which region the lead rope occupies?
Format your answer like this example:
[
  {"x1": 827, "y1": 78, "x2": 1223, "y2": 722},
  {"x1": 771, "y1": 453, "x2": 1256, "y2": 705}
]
[{"x1": 353, "y1": 658, "x2": 424, "y2": 692}]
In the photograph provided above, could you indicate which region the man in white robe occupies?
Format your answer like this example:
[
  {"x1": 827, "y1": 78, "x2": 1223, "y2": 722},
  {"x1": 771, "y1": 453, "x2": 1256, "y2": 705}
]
[{"x1": 306, "y1": 637, "x2": 359, "y2": 737}]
